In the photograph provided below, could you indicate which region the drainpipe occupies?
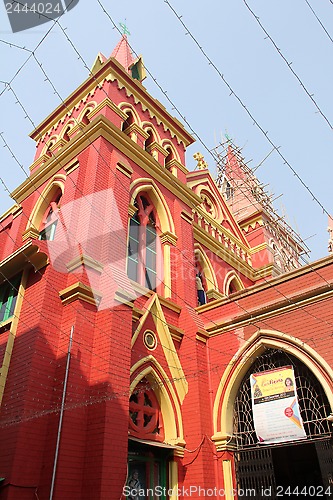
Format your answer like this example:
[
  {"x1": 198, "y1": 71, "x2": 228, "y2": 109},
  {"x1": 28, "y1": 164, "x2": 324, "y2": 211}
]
[{"x1": 49, "y1": 326, "x2": 74, "y2": 500}]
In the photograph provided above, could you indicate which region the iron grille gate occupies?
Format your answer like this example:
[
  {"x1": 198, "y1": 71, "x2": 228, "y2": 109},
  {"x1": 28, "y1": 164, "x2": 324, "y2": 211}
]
[
  {"x1": 235, "y1": 448, "x2": 276, "y2": 499},
  {"x1": 233, "y1": 349, "x2": 333, "y2": 498},
  {"x1": 316, "y1": 440, "x2": 333, "y2": 493}
]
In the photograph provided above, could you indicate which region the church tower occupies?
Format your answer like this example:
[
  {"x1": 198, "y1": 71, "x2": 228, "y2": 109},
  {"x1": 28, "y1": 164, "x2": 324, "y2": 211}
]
[
  {"x1": 0, "y1": 31, "x2": 332, "y2": 500},
  {"x1": 217, "y1": 140, "x2": 307, "y2": 276}
]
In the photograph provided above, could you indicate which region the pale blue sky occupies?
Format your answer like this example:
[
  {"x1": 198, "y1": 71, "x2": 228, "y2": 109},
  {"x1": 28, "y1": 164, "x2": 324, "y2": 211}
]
[{"x1": 1, "y1": 0, "x2": 332, "y2": 262}]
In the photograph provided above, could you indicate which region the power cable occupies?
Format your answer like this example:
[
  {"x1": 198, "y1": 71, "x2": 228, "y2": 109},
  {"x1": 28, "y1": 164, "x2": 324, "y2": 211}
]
[
  {"x1": 0, "y1": 11, "x2": 332, "y2": 425},
  {"x1": 303, "y1": 0, "x2": 333, "y2": 44},
  {"x1": 162, "y1": 0, "x2": 332, "y2": 219},
  {"x1": 242, "y1": 0, "x2": 333, "y2": 129}
]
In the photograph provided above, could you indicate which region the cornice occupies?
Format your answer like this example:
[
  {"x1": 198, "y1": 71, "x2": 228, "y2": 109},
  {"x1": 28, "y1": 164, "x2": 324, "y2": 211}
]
[
  {"x1": 206, "y1": 289, "x2": 225, "y2": 301},
  {"x1": 196, "y1": 329, "x2": 210, "y2": 344},
  {"x1": 250, "y1": 242, "x2": 268, "y2": 254},
  {"x1": 168, "y1": 325, "x2": 184, "y2": 343},
  {"x1": 165, "y1": 158, "x2": 188, "y2": 175},
  {"x1": 123, "y1": 122, "x2": 149, "y2": 140},
  {"x1": 205, "y1": 282, "x2": 333, "y2": 335},
  {"x1": 160, "y1": 231, "x2": 178, "y2": 246},
  {"x1": 198, "y1": 255, "x2": 333, "y2": 316},
  {"x1": 114, "y1": 288, "x2": 136, "y2": 307},
  {"x1": 59, "y1": 281, "x2": 102, "y2": 307},
  {"x1": 195, "y1": 205, "x2": 250, "y2": 250},
  {"x1": 193, "y1": 224, "x2": 256, "y2": 280},
  {"x1": 13, "y1": 115, "x2": 202, "y2": 210},
  {"x1": 30, "y1": 57, "x2": 194, "y2": 148},
  {"x1": 0, "y1": 241, "x2": 48, "y2": 281},
  {"x1": 146, "y1": 141, "x2": 169, "y2": 157},
  {"x1": 0, "y1": 204, "x2": 22, "y2": 223},
  {"x1": 66, "y1": 254, "x2": 104, "y2": 274},
  {"x1": 88, "y1": 97, "x2": 127, "y2": 121}
]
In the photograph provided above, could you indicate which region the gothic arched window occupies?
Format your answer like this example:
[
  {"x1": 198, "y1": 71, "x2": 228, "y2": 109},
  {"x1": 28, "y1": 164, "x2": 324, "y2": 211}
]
[
  {"x1": 39, "y1": 190, "x2": 62, "y2": 241},
  {"x1": 127, "y1": 195, "x2": 157, "y2": 291}
]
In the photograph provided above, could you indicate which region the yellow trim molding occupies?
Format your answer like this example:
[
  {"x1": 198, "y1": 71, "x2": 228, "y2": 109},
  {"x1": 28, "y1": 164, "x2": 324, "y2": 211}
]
[
  {"x1": 130, "y1": 177, "x2": 177, "y2": 235},
  {"x1": 59, "y1": 282, "x2": 102, "y2": 307},
  {"x1": 64, "y1": 158, "x2": 79, "y2": 174},
  {"x1": 0, "y1": 267, "x2": 29, "y2": 406},
  {"x1": 131, "y1": 293, "x2": 188, "y2": 403},
  {"x1": 130, "y1": 355, "x2": 185, "y2": 446},
  {"x1": 0, "y1": 241, "x2": 48, "y2": 281},
  {"x1": 88, "y1": 97, "x2": 127, "y2": 122},
  {"x1": 23, "y1": 174, "x2": 66, "y2": 239},
  {"x1": 222, "y1": 460, "x2": 235, "y2": 500},
  {"x1": 160, "y1": 231, "x2": 178, "y2": 246},
  {"x1": 30, "y1": 56, "x2": 194, "y2": 148},
  {"x1": 0, "y1": 204, "x2": 22, "y2": 223},
  {"x1": 66, "y1": 254, "x2": 104, "y2": 274},
  {"x1": 212, "y1": 329, "x2": 333, "y2": 444},
  {"x1": 116, "y1": 161, "x2": 133, "y2": 179},
  {"x1": 13, "y1": 115, "x2": 202, "y2": 213}
]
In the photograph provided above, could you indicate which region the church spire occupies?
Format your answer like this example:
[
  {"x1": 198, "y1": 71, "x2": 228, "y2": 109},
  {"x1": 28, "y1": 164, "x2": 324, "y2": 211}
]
[{"x1": 111, "y1": 34, "x2": 135, "y2": 74}]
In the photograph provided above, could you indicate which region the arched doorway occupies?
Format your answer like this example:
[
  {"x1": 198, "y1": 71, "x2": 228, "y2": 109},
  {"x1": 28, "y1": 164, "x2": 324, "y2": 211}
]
[{"x1": 234, "y1": 349, "x2": 333, "y2": 499}]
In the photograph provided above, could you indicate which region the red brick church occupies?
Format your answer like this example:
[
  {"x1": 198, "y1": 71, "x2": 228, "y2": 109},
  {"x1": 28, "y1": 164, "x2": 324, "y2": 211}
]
[{"x1": 0, "y1": 35, "x2": 332, "y2": 499}]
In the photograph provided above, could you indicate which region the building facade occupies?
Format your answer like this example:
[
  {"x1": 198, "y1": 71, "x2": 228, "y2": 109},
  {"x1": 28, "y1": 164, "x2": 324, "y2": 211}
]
[{"x1": 0, "y1": 36, "x2": 332, "y2": 499}]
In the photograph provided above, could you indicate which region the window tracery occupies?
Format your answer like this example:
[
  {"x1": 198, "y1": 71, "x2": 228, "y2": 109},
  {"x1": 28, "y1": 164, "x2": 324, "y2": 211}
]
[
  {"x1": 39, "y1": 190, "x2": 62, "y2": 241},
  {"x1": 129, "y1": 379, "x2": 164, "y2": 441},
  {"x1": 127, "y1": 194, "x2": 158, "y2": 290}
]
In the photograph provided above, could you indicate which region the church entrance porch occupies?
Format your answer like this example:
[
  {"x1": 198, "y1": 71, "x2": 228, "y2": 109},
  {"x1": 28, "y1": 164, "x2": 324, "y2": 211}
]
[{"x1": 233, "y1": 348, "x2": 332, "y2": 499}]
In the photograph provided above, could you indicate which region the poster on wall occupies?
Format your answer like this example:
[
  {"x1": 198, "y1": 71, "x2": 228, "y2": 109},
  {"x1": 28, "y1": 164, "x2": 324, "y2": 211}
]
[{"x1": 250, "y1": 365, "x2": 306, "y2": 444}]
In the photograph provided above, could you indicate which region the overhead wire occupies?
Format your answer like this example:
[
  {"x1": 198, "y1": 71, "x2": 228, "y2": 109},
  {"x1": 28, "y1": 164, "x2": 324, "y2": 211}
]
[
  {"x1": 162, "y1": 0, "x2": 332, "y2": 219},
  {"x1": 241, "y1": 0, "x2": 333, "y2": 129},
  {"x1": 94, "y1": 2, "x2": 333, "y2": 325},
  {"x1": 303, "y1": 0, "x2": 333, "y2": 44},
  {"x1": 0, "y1": 3, "x2": 330, "y2": 426},
  {"x1": 33, "y1": 6, "x2": 333, "y2": 340},
  {"x1": 0, "y1": 0, "x2": 78, "y2": 97},
  {"x1": 1, "y1": 3, "x2": 331, "y2": 362}
]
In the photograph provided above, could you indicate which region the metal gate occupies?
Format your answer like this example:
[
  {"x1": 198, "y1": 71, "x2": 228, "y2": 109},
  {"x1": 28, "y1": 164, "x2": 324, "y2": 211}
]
[
  {"x1": 235, "y1": 448, "x2": 276, "y2": 499},
  {"x1": 316, "y1": 440, "x2": 333, "y2": 493},
  {"x1": 233, "y1": 349, "x2": 332, "y2": 497}
]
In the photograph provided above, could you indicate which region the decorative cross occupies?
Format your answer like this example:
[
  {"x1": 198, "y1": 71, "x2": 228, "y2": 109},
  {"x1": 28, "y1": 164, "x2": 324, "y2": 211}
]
[
  {"x1": 193, "y1": 152, "x2": 208, "y2": 170},
  {"x1": 119, "y1": 21, "x2": 131, "y2": 36}
]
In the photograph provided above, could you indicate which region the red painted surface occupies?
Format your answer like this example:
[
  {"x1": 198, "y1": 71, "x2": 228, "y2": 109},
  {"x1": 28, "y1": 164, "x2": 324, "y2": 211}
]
[{"x1": 0, "y1": 36, "x2": 332, "y2": 500}]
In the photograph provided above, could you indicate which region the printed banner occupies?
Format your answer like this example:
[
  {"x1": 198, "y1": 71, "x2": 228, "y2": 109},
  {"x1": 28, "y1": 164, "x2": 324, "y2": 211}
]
[{"x1": 250, "y1": 365, "x2": 306, "y2": 444}]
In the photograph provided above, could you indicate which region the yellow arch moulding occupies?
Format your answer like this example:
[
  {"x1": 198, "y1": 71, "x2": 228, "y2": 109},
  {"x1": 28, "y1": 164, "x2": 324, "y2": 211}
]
[
  {"x1": 22, "y1": 174, "x2": 66, "y2": 241},
  {"x1": 130, "y1": 355, "x2": 185, "y2": 446},
  {"x1": 212, "y1": 329, "x2": 333, "y2": 447},
  {"x1": 131, "y1": 293, "x2": 188, "y2": 405}
]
